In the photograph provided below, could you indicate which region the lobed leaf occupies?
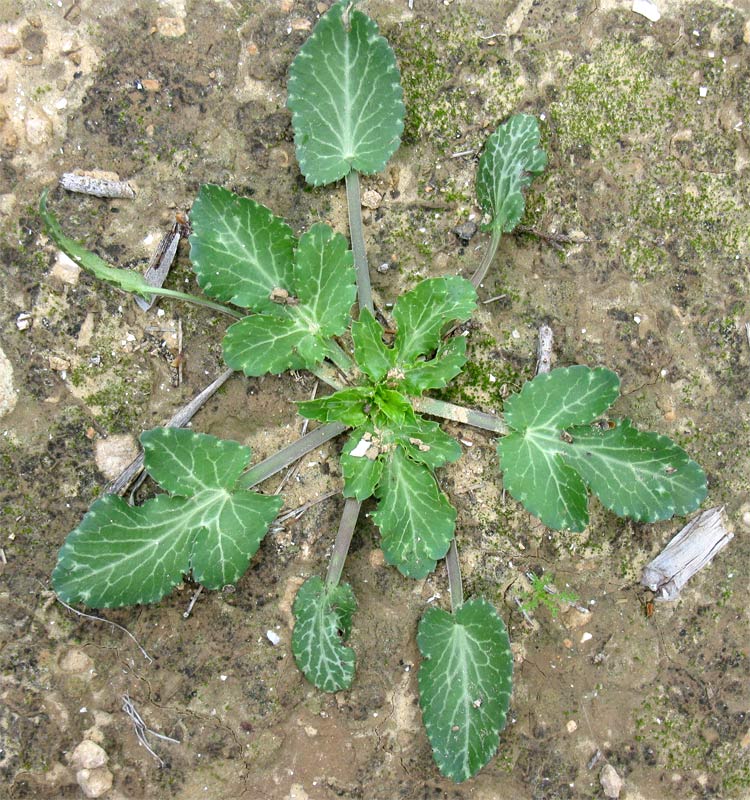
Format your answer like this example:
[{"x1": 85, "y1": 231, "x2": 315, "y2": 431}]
[
  {"x1": 418, "y1": 598, "x2": 513, "y2": 783},
  {"x1": 292, "y1": 576, "x2": 357, "y2": 692},
  {"x1": 40, "y1": 190, "x2": 154, "y2": 298},
  {"x1": 297, "y1": 387, "x2": 372, "y2": 428},
  {"x1": 53, "y1": 428, "x2": 282, "y2": 607},
  {"x1": 189, "y1": 184, "x2": 296, "y2": 312},
  {"x1": 477, "y1": 114, "x2": 547, "y2": 234},
  {"x1": 222, "y1": 223, "x2": 356, "y2": 376},
  {"x1": 401, "y1": 337, "x2": 468, "y2": 395},
  {"x1": 371, "y1": 446, "x2": 456, "y2": 578},
  {"x1": 341, "y1": 424, "x2": 384, "y2": 501},
  {"x1": 393, "y1": 276, "x2": 477, "y2": 366},
  {"x1": 287, "y1": 0, "x2": 404, "y2": 185},
  {"x1": 497, "y1": 366, "x2": 707, "y2": 530}
]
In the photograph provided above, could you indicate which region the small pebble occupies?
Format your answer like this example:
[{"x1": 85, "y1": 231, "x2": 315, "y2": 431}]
[
  {"x1": 0, "y1": 29, "x2": 21, "y2": 55},
  {"x1": 266, "y1": 629, "x2": 281, "y2": 646},
  {"x1": 70, "y1": 740, "x2": 108, "y2": 770},
  {"x1": 566, "y1": 720, "x2": 578, "y2": 733},
  {"x1": 580, "y1": 631, "x2": 593, "y2": 643},
  {"x1": 155, "y1": 16, "x2": 186, "y2": 37},
  {"x1": 600, "y1": 763, "x2": 624, "y2": 799},
  {"x1": 76, "y1": 767, "x2": 113, "y2": 799},
  {"x1": 141, "y1": 78, "x2": 160, "y2": 92},
  {"x1": 361, "y1": 189, "x2": 382, "y2": 209}
]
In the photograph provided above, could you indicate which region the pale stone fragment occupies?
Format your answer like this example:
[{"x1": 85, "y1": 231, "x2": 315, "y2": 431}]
[
  {"x1": 51, "y1": 251, "x2": 81, "y2": 285},
  {"x1": 600, "y1": 763, "x2": 624, "y2": 798},
  {"x1": 59, "y1": 648, "x2": 94, "y2": 674},
  {"x1": 0, "y1": 345, "x2": 17, "y2": 417},
  {"x1": 632, "y1": 0, "x2": 660, "y2": 22},
  {"x1": 94, "y1": 435, "x2": 139, "y2": 481},
  {"x1": 155, "y1": 16, "x2": 186, "y2": 37},
  {"x1": 76, "y1": 767, "x2": 113, "y2": 798},
  {"x1": 70, "y1": 740, "x2": 108, "y2": 770}
]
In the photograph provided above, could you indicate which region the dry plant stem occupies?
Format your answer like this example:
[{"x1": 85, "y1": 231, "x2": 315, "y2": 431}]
[
  {"x1": 345, "y1": 169, "x2": 373, "y2": 313},
  {"x1": 445, "y1": 538, "x2": 463, "y2": 612},
  {"x1": 237, "y1": 421, "x2": 347, "y2": 490},
  {"x1": 413, "y1": 396, "x2": 508, "y2": 434},
  {"x1": 107, "y1": 368, "x2": 235, "y2": 494},
  {"x1": 323, "y1": 339, "x2": 354, "y2": 375},
  {"x1": 470, "y1": 228, "x2": 502, "y2": 289},
  {"x1": 326, "y1": 498, "x2": 362, "y2": 589},
  {"x1": 55, "y1": 594, "x2": 152, "y2": 662}
]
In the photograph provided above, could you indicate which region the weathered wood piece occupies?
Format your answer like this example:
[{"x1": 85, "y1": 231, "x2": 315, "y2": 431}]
[
  {"x1": 641, "y1": 506, "x2": 733, "y2": 600},
  {"x1": 60, "y1": 172, "x2": 136, "y2": 199}
]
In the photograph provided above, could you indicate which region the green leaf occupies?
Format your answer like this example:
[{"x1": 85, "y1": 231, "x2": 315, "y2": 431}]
[
  {"x1": 222, "y1": 223, "x2": 356, "y2": 376},
  {"x1": 372, "y1": 386, "x2": 412, "y2": 425},
  {"x1": 371, "y1": 446, "x2": 456, "y2": 578},
  {"x1": 418, "y1": 598, "x2": 513, "y2": 783},
  {"x1": 396, "y1": 413, "x2": 462, "y2": 470},
  {"x1": 189, "y1": 184, "x2": 296, "y2": 311},
  {"x1": 341, "y1": 425, "x2": 384, "y2": 501},
  {"x1": 563, "y1": 419, "x2": 708, "y2": 523},
  {"x1": 40, "y1": 190, "x2": 153, "y2": 298},
  {"x1": 298, "y1": 387, "x2": 372, "y2": 428},
  {"x1": 477, "y1": 114, "x2": 547, "y2": 234},
  {"x1": 292, "y1": 576, "x2": 357, "y2": 692},
  {"x1": 401, "y1": 337, "x2": 468, "y2": 395},
  {"x1": 351, "y1": 307, "x2": 394, "y2": 382},
  {"x1": 502, "y1": 364, "x2": 620, "y2": 431},
  {"x1": 393, "y1": 277, "x2": 477, "y2": 365},
  {"x1": 52, "y1": 428, "x2": 282, "y2": 607},
  {"x1": 497, "y1": 366, "x2": 707, "y2": 530},
  {"x1": 287, "y1": 0, "x2": 404, "y2": 185}
]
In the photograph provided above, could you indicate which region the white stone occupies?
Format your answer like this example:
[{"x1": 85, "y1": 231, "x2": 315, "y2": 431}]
[
  {"x1": 266, "y1": 629, "x2": 281, "y2": 646},
  {"x1": 0, "y1": 345, "x2": 17, "y2": 418},
  {"x1": 632, "y1": 0, "x2": 660, "y2": 22},
  {"x1": 51, "y1": 252, "x2": 81, "y2": 284},
  {"x1": 70, "y1": 740, "x2": 108, "y2": 770},
  {"x1": 600, "y1": 763, "x2": 624, "y2": 798},
  {"x1": 24, "y1": 107, "x2": 53, "y2": 148},
  {"x1": 361, "y1": 189, "x2": 382, "y2": 209},
  {"x1": 94, "y1": 435, "x2": 139, "y2": 481},
  {"x1": 76, "y1": 767, "x2": 113, "y2": 798},
  {"x1": 155, "y1": 16, "x2": 186, "y2": 37}
]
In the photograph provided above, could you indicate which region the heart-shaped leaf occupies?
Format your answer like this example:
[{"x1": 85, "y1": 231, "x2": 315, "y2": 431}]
[
  {"x1": 287, "y1": 0, "x2": 404, "y2": 185},
  {"x1": 222, "y1": 223, "x2": 356, "y2": 375},
  {"x1": 477, "y1": 114, "x2": 547, "y2": 234},
  {"x1": 52, "y1": 428, "x2": 282, "y2": 608},
  {"x1": 418, "y1": 598, "x2": 513, "y2": 783},
  {"x1": 497, "y1": 366, "x2": 707, "y2": 530},
  {"x1": 189, "y1": 184, "x2": 296, "y2": 312},
  {"x1": 371, "y1": 446, "x2": 456, "y2": 578},
  {"x1": 292, "y1": 576, "x2": 357, "y2": 692}
]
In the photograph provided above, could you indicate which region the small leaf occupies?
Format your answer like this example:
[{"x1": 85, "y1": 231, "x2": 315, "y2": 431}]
[
  {"x1": 371, "y1": 446, "x2": 456, "y2": 578},
  {"x1": 351, "y1": 307, "x2": 394, "y2": 382},
  {"x1": 498, "y1": 366, "x2": 707, "y2": 530},
  {"x1": 401, "y1": 337, "x2": 468, "y2": 395},
  {"x1": 396, "y1": 413, "x2": 463, "y2": 470},
  {"x1": 292, "y1": 576, "x2": 357, "y2": 692},
  {"x1": 373, "y1": 386, "x2": 412, "y2": 425},
  {"x1": 393, "y1": 277, "x2": 477, "y2": 365},
  {"x1": 341, "y1": 425, "x2": 384, "y2": 501},
  {"x1": 477, "y1": 114, "x2": 547, "y2": 234},
  {"x1": 40, "y1": 190, "x2": 153, "y2": 298},
  {"x1": 189, "y1": 184, "x2": 296, "y2": 312},
  {"x1": 53, "y1": 428, "x2": 282, "y2": 607},
  {"x1": 418, "y1": 598, "x2": 513, "y2": 783},
  {"x1": 222, "y1": 223, "x2": 356, "y2": 376},
  {"x1": 287, "y1": 1, "x2": 404, "y2": 185},
  {"x1": 298, "y1": 387, "x2": 372, "y2": 428}
]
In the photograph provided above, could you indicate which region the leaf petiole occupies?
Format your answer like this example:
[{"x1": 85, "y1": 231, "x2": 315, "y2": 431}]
[
  {"x1": 237, "y1": 421, "x2": 347, "y2": 490},
  {"x1": 412, "y1": 396, "x2": 508, "y2": 435},
  {"x1": 345, "y1": 170, "x2": 373, "y2": 313},
  {"x1": 145, "y1": 286, "x2": 244, "y2": 319},
  {"x1": 445, "y1": 538, "x2": 463, "y2": 612},
  {"x1": 469, "y1": 228, "x2": 502, "y2": 289},
  {"x1": 325, "y1": 498, "x2": 362, "y2": 588}
]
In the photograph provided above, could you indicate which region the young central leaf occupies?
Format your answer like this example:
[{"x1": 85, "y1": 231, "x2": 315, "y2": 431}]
[
  {"x1": 393, "y1": 276, "x2": 477, "y2": 366},
  {"x1": 222, "y1": 223, "x2": 356, "y2": 375},
  {"x1": 497, "y1": 366, "x2": 707, "y2": 531},
  {"x1": 52, "y1": 428, "x2": 282, "y2": 608},
  {"x1": 189, "y1": 184, "x2": 296, "y2": 312},
  {"x1": 418, "y1": 598, "x2": 513, "y2": 783},
  {"x1": 477, "y1": 114, "x2": 547, "y2": 234},
  {"x1": 287, "y1": 0, "x2": 405, "y2": 185},
  {"x1": 292, "y1": 576, "x2": 357, "y2": 692}
]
